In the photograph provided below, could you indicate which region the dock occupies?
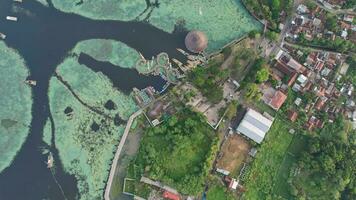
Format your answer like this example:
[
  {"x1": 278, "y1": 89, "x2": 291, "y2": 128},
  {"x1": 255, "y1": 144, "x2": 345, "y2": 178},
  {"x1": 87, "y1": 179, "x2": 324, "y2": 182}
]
[
  {"x1": 6, "y1": 16, "x2": 18, "y2": 22},
  {"x1": 104, "y1": 109, "x2": 143, "y2": 200}
]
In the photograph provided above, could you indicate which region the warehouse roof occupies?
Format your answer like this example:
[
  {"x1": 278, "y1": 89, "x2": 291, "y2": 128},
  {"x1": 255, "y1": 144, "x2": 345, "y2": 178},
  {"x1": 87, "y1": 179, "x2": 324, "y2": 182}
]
[{"x1": 236, "y1": 109, "x2": 273, "y2": 144}]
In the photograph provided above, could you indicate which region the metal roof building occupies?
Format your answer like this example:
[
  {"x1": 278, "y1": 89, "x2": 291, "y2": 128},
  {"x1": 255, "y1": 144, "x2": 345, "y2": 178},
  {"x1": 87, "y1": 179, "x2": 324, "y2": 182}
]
[{"x1": 236, "y1": 109, "x2": 273, "y2": 144}]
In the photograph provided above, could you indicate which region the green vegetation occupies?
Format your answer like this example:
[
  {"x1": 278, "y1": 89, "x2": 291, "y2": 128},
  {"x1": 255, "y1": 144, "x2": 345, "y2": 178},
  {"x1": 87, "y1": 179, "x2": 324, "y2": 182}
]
[
  {"x1": 325, "y1": 13, "x2": 339, "y2": 33},
  {"x1": 342, "y1": 0, "x2": 356, "y2": 9},
  {"x1": 265, "y1": 30, "x2": 279, "y2": 41},
  {"x1": 0, "y1": 42, "x2": 32, "y2": 173},
  {"x1": 206, "y1": 185, "x2": 234, "y2": 200},
  {"x1": 241, "y1": 58, "x2": 269, "y2": 87},
  {"x1": 147, "y1": 0, "x2": 262, "y2": 52},
  {"x1": 134, "y1": 108, "x2": 219, "y2": 195},
  {"x1": 52, "y1": 0, "x2": 147, "y2": 21},
  {"x1": 345, "y1": 56, "x2": 356, "y2": 84},
  {"x1": 48, "y1": 39, "x2": 139, "y2": 200},
  {"x1": 242, "y1": 0, "x2": 293, "y2": 30},
  {"x1": 52, "y1": 0, "x2": 261, "y2": 53},
  {"x1": 243, "y1": 118, "x2": 294, "y2": 199},
  {"x1": 272, "y1": 135, "x2": 308, "y2": 199},
  {"x1": 256, "y1": 68, "x2": 270, "y2": 83},
  {"x1": 245, "y1": 83, "x2": 262, "y2": 101},
  {"x1": 188, "y1": 61, "x2": 228, "y2": 104},
  {"x1": 74, "y1": 39, "x2": 140, "y2": 69},
  {"x1": 289, "y1": 116, "x2": 356, "y2": 200},
  {"x1": 298, "y1": 34, "x2": 356, "y2": 53},
  {"x1": 248, "y1": 30, "x2": 261, "y2": 39},
  {"x1": 225, "y1": 100, "x2": 238, "y2": 120},
  {"x1": 229, "y1": 38, "x2": 258, "y2": 81}
]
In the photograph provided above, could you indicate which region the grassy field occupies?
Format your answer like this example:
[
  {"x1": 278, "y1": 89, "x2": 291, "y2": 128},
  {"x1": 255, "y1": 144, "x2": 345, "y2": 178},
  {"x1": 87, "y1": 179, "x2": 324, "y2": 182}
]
[
  {"x1": 242, "y1": 118, "x2": 294, "y2": 199},
  {"x1": 206, "y1": 185, "x2": 234, "y2": 200}
]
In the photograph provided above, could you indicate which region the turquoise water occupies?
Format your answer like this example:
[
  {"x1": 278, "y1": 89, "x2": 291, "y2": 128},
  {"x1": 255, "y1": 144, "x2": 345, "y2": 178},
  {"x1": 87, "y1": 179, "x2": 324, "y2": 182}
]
[{"x1": 44, "y1": 0, "x2": 262, "y2": 52}]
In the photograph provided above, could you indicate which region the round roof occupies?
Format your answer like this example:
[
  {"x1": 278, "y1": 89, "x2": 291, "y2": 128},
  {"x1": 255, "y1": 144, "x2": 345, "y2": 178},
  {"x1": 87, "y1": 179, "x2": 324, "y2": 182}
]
[{"x1": 185, "y1": 31, "x2": 208, "y2": 53}]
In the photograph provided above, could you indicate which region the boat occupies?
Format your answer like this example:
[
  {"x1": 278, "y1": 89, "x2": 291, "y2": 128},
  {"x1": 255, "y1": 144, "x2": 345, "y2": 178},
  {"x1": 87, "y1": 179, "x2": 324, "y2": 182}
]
[
  {"x1": 25, "y1": 80, "x2": 37, "y2": 86},
  {"x1": 6, "y1": 16, "x2": 18, "y2": 22},
  {"x1": 0, "y1": 32, "x2": 6, "y2": 40},
  {"x1": 47, "y1": 152, "x2": 54, "y2": 168}
]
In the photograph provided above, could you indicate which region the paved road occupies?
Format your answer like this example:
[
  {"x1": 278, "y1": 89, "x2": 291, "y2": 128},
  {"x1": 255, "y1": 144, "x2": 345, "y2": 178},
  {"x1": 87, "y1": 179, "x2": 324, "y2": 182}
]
[
  {"x1": 104, "y1": 109, "x2": 143, "y2": 200},
  {"x1": 312, "y1": 0, "x2": 356, "y2": 15}
]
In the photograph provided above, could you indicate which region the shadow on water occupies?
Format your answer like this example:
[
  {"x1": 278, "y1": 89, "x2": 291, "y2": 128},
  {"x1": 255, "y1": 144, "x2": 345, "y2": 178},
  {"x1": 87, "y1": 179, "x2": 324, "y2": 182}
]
[
  {"x1": 78, "y1": 53, "x2": 167, "y2": 94},
  {"x1": 0, "y1": 0, "x2": 187, "y2": 199}
]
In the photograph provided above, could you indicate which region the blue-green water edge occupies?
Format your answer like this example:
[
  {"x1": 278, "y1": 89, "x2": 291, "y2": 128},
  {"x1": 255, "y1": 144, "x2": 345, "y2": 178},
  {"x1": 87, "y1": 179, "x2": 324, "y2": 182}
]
[{"x1": 0, "y1": 0, "x2": 261, "y2": 199}]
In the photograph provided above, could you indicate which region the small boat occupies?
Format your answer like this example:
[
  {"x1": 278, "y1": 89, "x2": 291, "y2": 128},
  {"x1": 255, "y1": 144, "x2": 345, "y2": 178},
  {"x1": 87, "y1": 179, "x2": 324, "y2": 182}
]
[
  {"x1": 25, "y1": 80, "x2": 37, "y2": 86},
  {"x1": 0, "y1": 32, "x2": 6, "y2": 40},
  {"x1": 138, "y1": 52, "x2": 146, "y2": 61},
  {"x1": 6, "y1": 16, "x2": 18, "y2": 22},
  {"x1": 47, "y1": 152, "x2": 54, "y2": 168}
]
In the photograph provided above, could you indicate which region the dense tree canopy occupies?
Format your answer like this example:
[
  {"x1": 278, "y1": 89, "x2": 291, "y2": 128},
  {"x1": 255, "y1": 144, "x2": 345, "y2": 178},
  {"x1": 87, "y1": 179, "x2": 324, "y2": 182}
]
[
  {"x1": 256, "y1": 68, "x2": 270, "y2": 83},
  {"x1": 243, "y1": 0, "x2": 293, "y2": 30},
  {"x1": 188, "y1": 61, "x2": 228, "y2": 104},
  {"x1": 290, "y1": 117, "x2": 356, "y2": 200},
  {"x1": 135, "y1": 108, "x2": 218, "y2": 195}
]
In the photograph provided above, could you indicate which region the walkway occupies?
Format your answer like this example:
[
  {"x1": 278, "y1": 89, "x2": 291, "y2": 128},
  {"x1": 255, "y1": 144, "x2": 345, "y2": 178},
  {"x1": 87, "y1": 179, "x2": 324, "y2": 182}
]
[
  {"x1": 312, "y1": 0, "x2": 356, "y2": 15},
  {"x1": 140, "y1": 176, "x2": 179, "y2": 195},
  {"x1": 104, "y1": 109, "x2": 143, "y2": 200}
]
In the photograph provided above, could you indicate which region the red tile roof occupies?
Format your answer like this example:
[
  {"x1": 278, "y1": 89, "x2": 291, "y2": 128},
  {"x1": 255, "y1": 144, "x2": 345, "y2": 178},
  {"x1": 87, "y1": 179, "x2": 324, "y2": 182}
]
[
  {"x1": 269, "y1": 90, "x2": 287, "y2": 110},
  {"x1": 163, "y1": 191, "x2": 181, "y2": 200},
  {"x1": 288, "y1": 110, "x2": 298, "y2": 122},
  {"x1": 315, "y1": 98, "x2": 326, "y2": 110}
]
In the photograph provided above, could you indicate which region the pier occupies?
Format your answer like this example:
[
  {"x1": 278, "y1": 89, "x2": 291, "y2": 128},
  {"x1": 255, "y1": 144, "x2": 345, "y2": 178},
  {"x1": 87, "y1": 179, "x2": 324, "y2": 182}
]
[{"x1": 104, "y1": 109, "x2": 143, "y2": 200}]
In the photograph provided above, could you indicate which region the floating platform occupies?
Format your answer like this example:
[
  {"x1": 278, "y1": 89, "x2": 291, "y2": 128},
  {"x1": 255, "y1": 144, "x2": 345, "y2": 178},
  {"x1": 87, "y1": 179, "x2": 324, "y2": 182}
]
[{"x1": 6, "y1": 16, "x2": 18, "y2": 21}]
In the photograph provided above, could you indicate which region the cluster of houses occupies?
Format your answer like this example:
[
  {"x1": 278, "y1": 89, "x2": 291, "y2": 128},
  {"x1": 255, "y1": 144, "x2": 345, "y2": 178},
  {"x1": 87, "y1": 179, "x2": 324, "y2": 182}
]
[
  {"x1": 286, "y1": 3, "x2": 356, "y2": 43},
  {"x1": 270, "y1": 35, "x2": 356, "y2": 129}
]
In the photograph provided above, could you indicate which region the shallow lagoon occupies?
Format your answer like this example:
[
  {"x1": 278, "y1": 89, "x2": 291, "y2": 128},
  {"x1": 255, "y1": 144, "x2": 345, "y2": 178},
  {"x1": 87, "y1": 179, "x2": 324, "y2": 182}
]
[
  {"x1": 0, "y1": 0, "x2": 261, "y2": 199},
  {"x1": 45, "y1": 0, "x2": 262, "y2": 52}
]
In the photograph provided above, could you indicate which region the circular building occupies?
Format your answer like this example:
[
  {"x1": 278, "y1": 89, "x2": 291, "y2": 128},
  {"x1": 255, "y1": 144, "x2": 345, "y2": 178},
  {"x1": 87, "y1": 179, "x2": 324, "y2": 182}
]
[{"x1": 185, "y1": 31, "x2": 208, "y2": 53}]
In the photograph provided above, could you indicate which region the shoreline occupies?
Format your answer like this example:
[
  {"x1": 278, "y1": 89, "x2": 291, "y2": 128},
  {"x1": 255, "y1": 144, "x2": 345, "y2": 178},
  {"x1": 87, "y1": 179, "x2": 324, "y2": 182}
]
[{"x1": 104, "y1": 109, "x2": 143, "y2": 200}]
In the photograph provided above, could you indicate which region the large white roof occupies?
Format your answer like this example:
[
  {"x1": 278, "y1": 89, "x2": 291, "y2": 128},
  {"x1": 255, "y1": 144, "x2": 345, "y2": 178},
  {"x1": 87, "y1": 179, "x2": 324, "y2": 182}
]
[{"x1": 236, "y1": 109, "x2": 273, "y2": 144}]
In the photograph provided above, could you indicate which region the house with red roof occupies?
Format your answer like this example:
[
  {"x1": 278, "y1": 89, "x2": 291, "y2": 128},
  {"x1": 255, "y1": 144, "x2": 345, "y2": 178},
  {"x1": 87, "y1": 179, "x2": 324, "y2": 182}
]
[
  {"x1": 288, "y1": 110, "x2": 298, "y2": 122},
  {"x1": 266, "y1": 90, "x2": 288, "y2": 111},
  {"x1": 163, "y1": 191, "x2": 181, "y2": 200}
]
